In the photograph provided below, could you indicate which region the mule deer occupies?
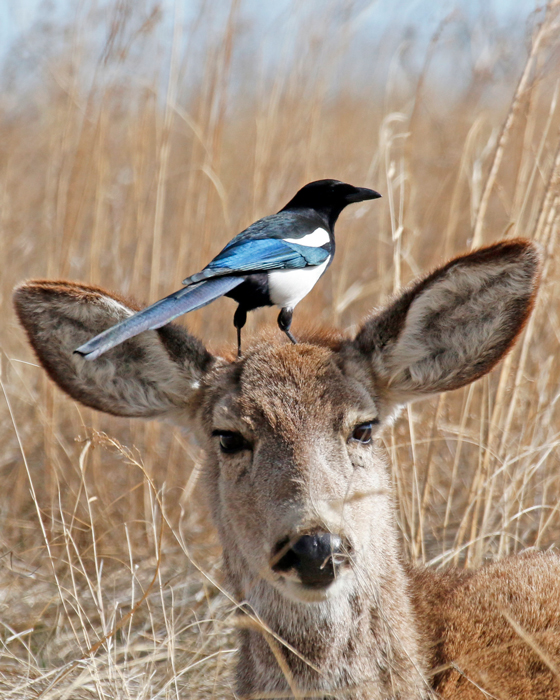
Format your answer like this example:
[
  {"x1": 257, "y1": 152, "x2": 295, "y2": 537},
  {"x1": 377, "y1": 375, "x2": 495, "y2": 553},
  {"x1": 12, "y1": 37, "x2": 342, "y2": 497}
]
[{"x1": 14, "y1": 240, "x2": 560, "y2": 699}]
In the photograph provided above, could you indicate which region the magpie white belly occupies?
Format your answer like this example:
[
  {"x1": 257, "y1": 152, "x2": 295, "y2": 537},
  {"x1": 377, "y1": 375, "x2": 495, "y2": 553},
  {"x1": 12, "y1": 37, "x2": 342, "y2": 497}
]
[{"x1": 268, "y1": 257, "x2": 331, "y2": 309}]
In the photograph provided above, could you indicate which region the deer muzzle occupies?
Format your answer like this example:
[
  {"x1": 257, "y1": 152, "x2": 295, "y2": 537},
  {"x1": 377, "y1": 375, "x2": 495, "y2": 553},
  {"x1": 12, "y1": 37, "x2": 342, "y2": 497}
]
[{"x1": 271, "y1": 532, "x2": 346, "y2": 589}]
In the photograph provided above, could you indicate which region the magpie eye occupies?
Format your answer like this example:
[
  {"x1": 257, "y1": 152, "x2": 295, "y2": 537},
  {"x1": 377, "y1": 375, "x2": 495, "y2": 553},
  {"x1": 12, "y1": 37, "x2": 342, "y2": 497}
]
[
  {"x1": 213, "y1": 430, "x2": 249, "y2": 454},
  {"x1": 350, "y1": 421, "x2": 378, "y2": 444}
]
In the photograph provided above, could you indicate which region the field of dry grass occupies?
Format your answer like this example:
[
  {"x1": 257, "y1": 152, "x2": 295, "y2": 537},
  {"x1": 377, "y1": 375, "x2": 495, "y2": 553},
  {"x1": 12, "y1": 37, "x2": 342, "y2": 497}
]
[{"x1": 1, "y1": 1, "x2": 560, "y2": 697}]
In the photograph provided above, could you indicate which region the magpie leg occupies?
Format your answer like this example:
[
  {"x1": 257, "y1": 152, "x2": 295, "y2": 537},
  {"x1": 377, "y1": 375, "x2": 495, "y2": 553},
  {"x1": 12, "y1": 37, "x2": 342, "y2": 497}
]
[
  {"x1": 233, "y1": 306, "x2": 247, "y2": 357},
  {"x1": 277, "y1": 308, "x2": 297, "y2": 345}
]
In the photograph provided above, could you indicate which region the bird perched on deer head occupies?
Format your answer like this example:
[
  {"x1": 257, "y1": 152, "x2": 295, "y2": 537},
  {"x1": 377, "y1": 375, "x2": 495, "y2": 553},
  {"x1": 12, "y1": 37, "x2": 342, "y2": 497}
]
[{"x1": 75, "y1": 179, "x2": 381, "y2": 360}]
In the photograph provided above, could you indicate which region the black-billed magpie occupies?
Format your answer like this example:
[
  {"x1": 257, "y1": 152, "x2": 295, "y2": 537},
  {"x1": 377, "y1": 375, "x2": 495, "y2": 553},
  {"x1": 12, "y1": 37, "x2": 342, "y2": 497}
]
[{"x1": 75, "y1": 179, "x2": 381, "y2": 360}]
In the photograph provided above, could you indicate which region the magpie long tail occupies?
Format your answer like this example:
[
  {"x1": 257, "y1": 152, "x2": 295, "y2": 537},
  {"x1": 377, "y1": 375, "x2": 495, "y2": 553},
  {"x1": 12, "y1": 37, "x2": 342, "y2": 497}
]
[{"x1": 75, "y1": 276, "x2": 243, "y2": 361}]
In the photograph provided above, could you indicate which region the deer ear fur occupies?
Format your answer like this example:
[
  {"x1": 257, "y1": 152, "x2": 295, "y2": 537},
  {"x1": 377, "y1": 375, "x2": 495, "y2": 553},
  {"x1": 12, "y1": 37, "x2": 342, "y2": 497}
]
[
  {"x1": 353, "y1": 240, "x2": 542, "y2": 406},
  {"x1": 13, "y1": 280, "x2": 216, "y2": 419}
]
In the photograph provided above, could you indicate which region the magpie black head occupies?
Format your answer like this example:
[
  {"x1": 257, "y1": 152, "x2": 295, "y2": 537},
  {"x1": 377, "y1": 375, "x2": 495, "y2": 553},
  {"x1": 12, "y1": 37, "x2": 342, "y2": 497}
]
[{"x1": 280, "y1": 179, "x2": 381, "y2": 228}]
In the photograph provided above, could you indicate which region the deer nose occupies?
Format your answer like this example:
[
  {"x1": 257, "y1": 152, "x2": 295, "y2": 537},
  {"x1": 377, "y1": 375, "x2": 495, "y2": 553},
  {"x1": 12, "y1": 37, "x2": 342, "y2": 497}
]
[{"x1": 271, "y1": 533, "x2": 343, "y2": 588}]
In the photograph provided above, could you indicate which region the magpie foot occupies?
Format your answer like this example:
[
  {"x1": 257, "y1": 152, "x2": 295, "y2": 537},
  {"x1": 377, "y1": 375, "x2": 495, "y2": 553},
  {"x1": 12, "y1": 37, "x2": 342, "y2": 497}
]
[
  {"x1": 277, "y1": 308, "x2": 296, "y2": 345},
  {"x1": 236, "y1": 329, "x2": 243, "y2": 358},
  {"x1": 234, "y1": 306, "x2": 247, "y2": 359},
  {"x1": 285, "y1": 330, "x2": 297, "y2": 345}
]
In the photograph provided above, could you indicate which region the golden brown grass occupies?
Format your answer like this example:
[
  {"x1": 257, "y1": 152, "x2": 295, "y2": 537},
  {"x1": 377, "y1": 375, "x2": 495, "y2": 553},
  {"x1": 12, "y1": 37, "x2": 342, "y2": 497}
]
[{"x1": 1, "y1": 1, "x2": 560, "y2": 697}]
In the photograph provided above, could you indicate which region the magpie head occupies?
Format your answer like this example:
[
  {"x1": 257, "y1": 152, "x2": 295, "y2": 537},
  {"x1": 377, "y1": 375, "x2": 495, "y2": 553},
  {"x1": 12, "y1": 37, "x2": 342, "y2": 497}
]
[{"x1": 281, "y1": 179, "x2": 381, "y2": 227}]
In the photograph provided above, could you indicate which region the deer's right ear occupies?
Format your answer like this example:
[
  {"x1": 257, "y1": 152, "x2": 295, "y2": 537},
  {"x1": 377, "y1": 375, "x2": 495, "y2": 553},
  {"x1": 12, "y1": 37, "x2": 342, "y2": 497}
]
[
  {"x1": 13, "y1": 281, "x2": 217, "y2": 419},
  {"x1": 352, "y1": 240, "x2": 541, "y2": 414}
]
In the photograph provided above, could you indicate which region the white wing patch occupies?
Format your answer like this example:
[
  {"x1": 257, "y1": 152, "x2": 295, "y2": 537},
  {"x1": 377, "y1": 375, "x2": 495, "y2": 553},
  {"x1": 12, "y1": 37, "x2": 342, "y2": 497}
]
[
  {"x1": 268, "y1": 257, "x2": 331, "y2": 309},
  {"x1": 284, "y1": 228, "x2": 330, "y2": 248}
]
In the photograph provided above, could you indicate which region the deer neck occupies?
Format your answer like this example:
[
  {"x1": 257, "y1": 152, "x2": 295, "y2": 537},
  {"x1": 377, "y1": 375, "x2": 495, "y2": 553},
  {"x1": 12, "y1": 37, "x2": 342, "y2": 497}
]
[{"x1": 226, "y1": 550, "x2": 430, "y2": 700}]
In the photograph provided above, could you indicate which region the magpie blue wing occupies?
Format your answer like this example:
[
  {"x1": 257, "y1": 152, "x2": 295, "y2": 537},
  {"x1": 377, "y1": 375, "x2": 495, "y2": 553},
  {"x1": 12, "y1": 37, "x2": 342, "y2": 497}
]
[{"x1": 183, "y1": 237, "x2": 330, "y2": 285}]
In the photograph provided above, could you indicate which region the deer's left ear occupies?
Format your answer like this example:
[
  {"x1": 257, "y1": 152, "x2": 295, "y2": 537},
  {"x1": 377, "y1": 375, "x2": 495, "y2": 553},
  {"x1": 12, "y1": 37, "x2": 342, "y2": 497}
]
[
  {"x1": 353, "y1": 240, "x2": 542, "y2": 407},
  {"x1": 13, "y1": 280, "x2": 217, "y2": 419}
]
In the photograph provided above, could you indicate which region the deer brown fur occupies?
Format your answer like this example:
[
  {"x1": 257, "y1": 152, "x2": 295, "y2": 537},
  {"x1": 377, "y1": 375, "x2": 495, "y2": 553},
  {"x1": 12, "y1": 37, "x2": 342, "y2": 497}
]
[{"x1": 14, "y1": 239, "x2": 560, "y2": 699}]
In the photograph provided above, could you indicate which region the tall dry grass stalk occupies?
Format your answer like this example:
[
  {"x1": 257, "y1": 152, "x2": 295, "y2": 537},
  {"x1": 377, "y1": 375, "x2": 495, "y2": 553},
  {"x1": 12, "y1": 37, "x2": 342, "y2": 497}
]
[{"x1": 1, "y1": 1, "x2": 560, "y2": 696}]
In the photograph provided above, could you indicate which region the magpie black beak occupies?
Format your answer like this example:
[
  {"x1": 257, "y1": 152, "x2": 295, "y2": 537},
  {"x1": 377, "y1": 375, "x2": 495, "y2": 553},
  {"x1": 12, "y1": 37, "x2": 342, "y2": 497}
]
[{"x1": 345, "y1": 187, "x2": 382, "y2": 203}]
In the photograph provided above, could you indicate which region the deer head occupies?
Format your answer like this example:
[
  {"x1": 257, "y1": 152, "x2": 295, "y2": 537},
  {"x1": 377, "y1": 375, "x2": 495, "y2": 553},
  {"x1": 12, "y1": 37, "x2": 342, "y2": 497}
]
[{"x1": 13, "y1": 239, "x2": 541, "y2": 699}]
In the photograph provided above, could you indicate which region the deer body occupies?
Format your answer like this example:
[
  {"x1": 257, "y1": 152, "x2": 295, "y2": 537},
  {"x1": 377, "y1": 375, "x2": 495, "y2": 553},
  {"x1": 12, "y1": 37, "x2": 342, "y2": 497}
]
[{"x1": 14, "y1": 239, "x2": 560, "y2": 699}]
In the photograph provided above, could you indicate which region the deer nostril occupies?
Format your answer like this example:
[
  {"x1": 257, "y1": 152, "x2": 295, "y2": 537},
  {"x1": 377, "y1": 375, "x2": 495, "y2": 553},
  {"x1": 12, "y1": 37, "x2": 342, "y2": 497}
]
[
  {"x1": 271, "y1": 533, "x2": 344, "y2": 588},
  {"x1": 271, "y1": 536, "x2": 299, "y2": 572}
]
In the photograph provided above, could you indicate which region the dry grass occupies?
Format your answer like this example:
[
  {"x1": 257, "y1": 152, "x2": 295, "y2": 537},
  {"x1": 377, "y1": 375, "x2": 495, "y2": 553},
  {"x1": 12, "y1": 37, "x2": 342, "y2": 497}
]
[{"x1": 1, "y1": 1, "x2": 560, "y2": 697}]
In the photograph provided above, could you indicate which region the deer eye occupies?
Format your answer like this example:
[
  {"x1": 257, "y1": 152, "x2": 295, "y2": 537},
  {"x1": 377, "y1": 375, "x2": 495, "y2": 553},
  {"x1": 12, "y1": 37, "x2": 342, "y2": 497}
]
[
  {"x1": 212, "y1": 430, "x2": 250, "y2": 454},
  {"x1": 350, "y1": 421, "x2": 378, "y2": 444}
]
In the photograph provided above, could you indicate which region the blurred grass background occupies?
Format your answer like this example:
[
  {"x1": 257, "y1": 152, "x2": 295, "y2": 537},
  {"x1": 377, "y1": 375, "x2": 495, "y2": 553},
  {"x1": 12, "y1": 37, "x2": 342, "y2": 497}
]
[{"x1": 1, "y1": 0, "x2": 560, "y2": 697}]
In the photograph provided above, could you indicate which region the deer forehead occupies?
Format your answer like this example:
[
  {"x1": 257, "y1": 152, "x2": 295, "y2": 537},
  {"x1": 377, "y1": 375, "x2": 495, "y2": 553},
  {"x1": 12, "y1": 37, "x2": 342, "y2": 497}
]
[{"x1": 209, "y1": 343, "x2": 376, "y2": 438}]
